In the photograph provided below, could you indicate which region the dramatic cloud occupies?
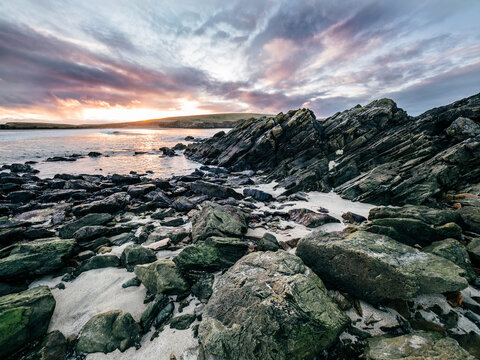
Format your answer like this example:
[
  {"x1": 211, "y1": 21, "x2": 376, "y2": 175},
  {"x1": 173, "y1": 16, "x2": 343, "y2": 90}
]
[{"x1": 0, "y1": 0, "x2": 479, "y2": 123}]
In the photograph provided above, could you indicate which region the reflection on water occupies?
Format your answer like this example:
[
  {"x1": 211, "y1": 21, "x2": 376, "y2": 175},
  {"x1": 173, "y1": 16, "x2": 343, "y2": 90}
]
[{"x1": 0, "y1": 128, "x2": 226, "y2": 178}]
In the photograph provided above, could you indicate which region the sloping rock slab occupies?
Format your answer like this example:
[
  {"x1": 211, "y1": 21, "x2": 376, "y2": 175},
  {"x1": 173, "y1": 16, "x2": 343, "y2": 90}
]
[{"x1": 297, "y1": 231, "x2": 468, "y2": 303}]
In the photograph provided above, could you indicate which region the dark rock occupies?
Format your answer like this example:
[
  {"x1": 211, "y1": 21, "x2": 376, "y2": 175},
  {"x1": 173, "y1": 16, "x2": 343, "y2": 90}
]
[
  {"x1": 446, "y1": 117, "x2": 480, "y2": 141},
  {"x1": 172, "y1": 196, "x2": 196, "y2": 212},
  {"x1": 0, "y1": 286, "x2": 56, "y2": 358},
  {"x1": 24, "y1": 330, "x2": 67, "y2": 360},
  {"x1": 151, "y1": 208, "x2": 175, "y2": 220},
  {"x1": 342, "y1": 211, "x2": 367, "y2": 224},
  {"x1": 288, "y1": 208, "x2": 340, "y2": 228},
  {"x1": 59, "y1": 213, "x2": 113, "y2": 238},
  {"x1": 172, "y1": 143, "x2": 187, "y2": 150},
  {"x1": 75, "y1": 310, "x2": 140, "y2": 354},
  {"x1": 170, "y1": 314, "x2": 196, "y2": 330},
  {"x1": 122, "y1": 277, "x2": 141, "y2": 288},
  {"x1": 191, "y1": 202, "x2": 248, "y2": 241},
  {"x1": 134, "y1": 259, "x2": 189, "y2": 295},
  {"x1": 257, "y1": 232, "x2": 280, "y2": 251},
  {"x1": 120, "y1": 244, "x2": 156, "y2": 271},
  {"x1": 73, "y1": 225, "x2": 110, "y2": 241},
  {"x1": 297, "y1": 230, "x2": 468, "y2": 303},
  {"x1": 77, "y1": 255, "x2": 120, "y2": 273},
  {"x1": 243, "y1": 188, "x2": 273, "y2": 202},
  {"x1": 190, "y1": 272, "x2": 214, "y2": 303},
  {"x1": 160, "y1": 147, "x2": 175, "y2": 157},
  {"x1": 154, "y1": 302, "x2": 174, "y2": 328},
  {"x1": 467, "y1": 238, "x2": 480, "y2": 264},
  {"x1": 140, "y1": 294, "x2": 168, "y2": 332},
  {"x1": 127, "y1": 184, "x2": 156, "y2": 197},
  {"x1": 72, "y1": 192, "x2": 128, "y2": 216},
  {"x1": 9, "y1": 163, "x2": 34, "y2": 173},
  {"x1": 46, "y1": 156, "x2": 77, "y2": 162},
  {"x1": 7, "y1": 190, "x2": 36, "y2": 203},
  {"x1": 88, "y1": 151, "x2": 102, "y2": 157},
  {"x1": 199, "y1": 251, "x2": 348, "y2": 360},
  {"x1": 190, "y1": 181, "x2": 242, "y2": 200}
]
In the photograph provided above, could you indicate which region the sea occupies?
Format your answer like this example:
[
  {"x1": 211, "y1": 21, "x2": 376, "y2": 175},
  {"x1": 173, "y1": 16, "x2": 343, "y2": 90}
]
[{"x1": 0, "y1": 128, "x2": 225, "y2": 178}]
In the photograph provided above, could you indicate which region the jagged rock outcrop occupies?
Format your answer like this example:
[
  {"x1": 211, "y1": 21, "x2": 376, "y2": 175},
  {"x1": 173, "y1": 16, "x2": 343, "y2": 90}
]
[{"x1": 186, "y1": 94, "x2": 480, "y2": 205}]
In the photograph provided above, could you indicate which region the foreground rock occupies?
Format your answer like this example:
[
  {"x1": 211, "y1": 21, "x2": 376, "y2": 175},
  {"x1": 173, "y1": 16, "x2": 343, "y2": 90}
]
[
  {"x1": 297, "y1": 230, "x2": 468, "y2": 303},
  {"x1": 199, "y1": 251, "x2": 348, "y2": 360},
  {"x1": 0, "y1": 238, "x2": 76, "y2": 280},
  {"x1": 75, "y1": 310, "x2": 140, "y2": 354},
  {"x1": 0, "y1": 286, "x2": 56, "y2": 358},
  {"x1": 365, "y1": 332, "x2": 475, "y2": 360},
  {"x1": 191, "y1": 202, "x2": 248, "y2": 241}
]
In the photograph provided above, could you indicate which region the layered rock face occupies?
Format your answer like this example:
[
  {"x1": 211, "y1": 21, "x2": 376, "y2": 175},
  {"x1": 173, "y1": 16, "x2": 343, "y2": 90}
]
[{"x1": 186, "y1": 94, "x2": 480, "y2": 205}]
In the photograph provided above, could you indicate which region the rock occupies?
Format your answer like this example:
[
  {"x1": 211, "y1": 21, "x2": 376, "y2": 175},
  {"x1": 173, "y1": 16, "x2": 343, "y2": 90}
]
[
  {"x1": 369, "y1": 205, "x2": 463, "y2": 226},
  {"x1": 191, "y1": 202, "x2": 248, "y2": 241},
  {"x1": 9, "y1": 163, "x2": 34, "y2": 173},
  {"x1": 134, "y1": 259, "x2": 189, "y2": 295},
  {"x1": 160, "y1": 217, "x2": 185, "y2": 227},
  {"x1": 365, "y1": 217, "x2": 462, "y2": 247},
  {"x1": 7, "y1": 190, "x2": 36, "y2": 203},
  {"x1": 24, "y1": 330, "x2": 67, "y2": 360},
  {"x1": 170, "y1": 314, "x2": 196, "y2": 330},
  {"x1": 160, "y1": 147, "x2": 175, "y2": 156},
  {"x1": 190, "y1": 272, "x2": 214, "y2": 303},
  {"x1": 143, "y1": 238, "x2": 171, "y2": 251},
  {"x1": 423, "y1": 239, "x2": 477, "y2": 282},
  {"x1": 13, "y1": 206, "x2": 66, "y2": 224},
  {"x1": 174, "y1": 237, "x2": 249, "y2": 272},
  {"x1": 342, "y1": 211, "x2": 367, "y2": 224},
  {"x1": 73, "y1": 225, "x2": 110, "y2": 242},
  {"x1": 151, "y1": 208, "x2": 175, "y2": 220},
  {"x1": 199, "y1": 251, "x2": 348, "y2": 360},
  {"x1": 467, "y1": 238, "x2": 480, "y2": 264},
  {"x1": 172, "y1": 143, "x2": 187, "y2": 150},
  {"x1": 140, "y1": 294, "x2": 169, "y2": 332},
  {"x1": 59, "y1": 213, "x2": 113, "y2": 238},
  {"x1": 122, "y1": 277, "x2": 141, "y2": 288},
  {"x1": 127, "y1": 184, "x2": 156, "y2": 197},
  {"x1": 0, "y1": 286, "x2": 56, "y2": 358},
  {"x1": 72, "y1": 192, "x2": 128, "y2": 216},
  {"x1": 88, "y1": 151, "x2": 101, "y2": 157},
  {"x1": 297, "y1": 231, "x2": 468, "y2": 303},
  {"x1": 78, "y1": 255, "x2": 120, "y2": 273},
  {"x1": 190, "y1": 181, "x2": 242, "y2": 200},
  {"x1": 154, "y1": 302, "x2": 174, "y2": 328},
  {"x1": 172, "y1": 196, "x2": 196, "y2": 212},
  {"x1": 458, "y1": 205, "x2": 480, "y2": 234},
  {"x1": 109, "y1": 232, "x2": 135, "y2": 246},
  {"x1": 257, "y1": 232, "x2": 280, "y2": 251},
  {"x1": 147, "y1": 227, "x2": 188, "y2": 245},
  {"x1": 120, "y1": 244, "x2": 156, "y2": 271},
  {"x1": 185, "y1": 136, "x2": 195, "y2": 141},
  {"x1": 288, "y1": 208, "x2": 340, "y2": 228},
  {"x1": 365, "y1": 332, "x2": 475, "y2": 360},
  {"x1": 78, "y1": 250, "x2": 95, "y2": 261},
  {"x1": 75, "y1": 310, "x2": 140, "y2": 354},
  {"x1": 0, "y1": 238, "x2": 76, "y2": 280},
  {"x1": 445, "y1": 117, "x2": 480, "y2": 141},
  {"x1": 243, "y1": 188, "x2": 273, "y2": 202}
]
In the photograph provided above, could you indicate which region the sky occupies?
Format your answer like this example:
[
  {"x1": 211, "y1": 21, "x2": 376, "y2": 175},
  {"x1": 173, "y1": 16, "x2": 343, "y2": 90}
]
[{"x1": 0, "y1": 0, "x2": 479, "y2": 124}]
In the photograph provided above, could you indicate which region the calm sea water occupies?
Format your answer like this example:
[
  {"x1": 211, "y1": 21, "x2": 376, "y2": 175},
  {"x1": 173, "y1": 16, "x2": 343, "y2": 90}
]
[{"x1": 0, "y1": 128, "x2": 225, "y2": 178}]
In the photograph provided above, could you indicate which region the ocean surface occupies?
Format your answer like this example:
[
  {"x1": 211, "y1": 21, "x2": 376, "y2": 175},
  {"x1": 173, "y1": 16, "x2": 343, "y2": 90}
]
[{"x1": 0, "y1": 128, "x2": 225, "y2": 178}]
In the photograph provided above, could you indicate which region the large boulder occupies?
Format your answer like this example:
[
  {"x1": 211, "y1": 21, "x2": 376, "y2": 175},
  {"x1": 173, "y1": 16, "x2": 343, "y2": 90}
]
[
  {"x1": 297, "y1": 231, "x2": 468, "y2": 303},
  {"x1": 72, "y1": 192, "x2": 128, "y2": 216},
  {"x1": 199, "y1": 251, "x2": 348, "y2": 360},
  {"x1": 365, "y1": 332, "x2": 475, "y2": 360},
  {"x1": 445, "y1": 117, "x2": 480, "y2": 141},
  {"x1": 75, "y1": 310, "x2": 140, "y2": 354},
  {"x1": 0, "y1": 286, "x2": 56, "y2": 358},
  {"x1": 190, "y1": 181, "x2": 242, "y2": 200},
  {"x1": 120, "y1": 244, "x2": 156, "y2": 271},
  {"x1": 458, "y1": 205, "x2": 480, "y2": 234},
  {"x1": 134, "y1": 259, "x2": 189, "y2": 295},
  {"x1": 173, "y1": 236, "x2": 249, "y2": 271},
  {"x1": 191, "y1": 202, "x2": 248, "y2": 241},
  {"x1": 59, "y1": 213, "x2": 113, "y2": 239},
  {"x1": 0, "y1": 238, "x2": 76, "y2": 280},
  {"x1": 368, "y1": 205, "x2": 463, "y2": 226},
  {"x1": 467, "y1": 238, "x2": 480, "y2": 264},
  {"x1": 423, "y1": 239, "x2": 477, "y2": 282}
]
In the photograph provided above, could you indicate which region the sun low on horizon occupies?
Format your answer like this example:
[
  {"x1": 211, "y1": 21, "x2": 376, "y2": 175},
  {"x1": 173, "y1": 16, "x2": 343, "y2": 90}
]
[{"x1": 1, "y1": 0, "x2": 480, "y2": 124}]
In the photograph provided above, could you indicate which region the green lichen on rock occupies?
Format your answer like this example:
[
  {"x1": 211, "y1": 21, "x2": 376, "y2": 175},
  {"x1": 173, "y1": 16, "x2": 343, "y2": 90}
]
[
  {"x1": 199, "y1": 251, "x2": 348, "y2": 360},
  {"x1": 0, "y1": 286, "x2": 56, "y2": 358}
]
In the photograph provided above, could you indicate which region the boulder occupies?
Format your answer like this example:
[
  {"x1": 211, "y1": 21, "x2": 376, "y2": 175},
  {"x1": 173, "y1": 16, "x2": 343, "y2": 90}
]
[
  {"x1": 173, "y1": 237, "x2": 249, "y2": 271},
  {"x1": 75, "y1": 310, "x2": 140, "y2": 354},
  {"x1": 77, "y1": 255, "x2": 120, "y2": 273},
  {"x1": 72, "y1": 192, "x2": 128, "y2": 216},
  {"x1": 191, "y1": 202, "x2": 248, "y2": 241},
  {"x1": 127, "y1": 184, "x2": 156, "y2": 197},
  {"x1": 365, "y1": 332, "x2": 475, "y2": 360},
  {"x1": 73, "y1": 225, "x2": 110, "y2": 242},
  {"x1": 172, "y1": 196, "x2": 196, "y2": 212},
  {"x1": 458, "y1": 205, "x2": 480, "y2": 234},
  {"x1": 170, "y1": 314, "x2": 196, "y2": 330},
  {"x1": 24, "y1": 330, "x2": 67, "y2": 360},
  {"x1": 199, "y1": 251, "x2": 348, "y2": 360},
  {"x1": 0, "y1": 238, "x2": 76, "y2": 280},
  {"x1": 288, "y1": 208, "x2": 340, "y2": 228},
  {"x1": 297, "y1": 231, "x2": 468, "y2": 303},
  {"x1": 423, "y1": 239, "x2": 477, "y2": 282},
  {"x1": 368, "y1": 205, "x2": 463, "y2": 226},
  {"x1": 467, "y1": 238, "x2": 480, "y2": 264},
  {"x1": 120, "y1": 244, "x2": 156, "y2": 271},
  {"x1": 190, "y1": 181, "x2": 242, "y2": 200},
  {"x1": 0, "y1": 286, "x2": 56, "y2": 358},
  {"x1": 140, "y1": 294, "x2": 168, "y2": 333},
  {"x1": 445, "y1": 117, "x2": 480, "y2": 141},
  {"x1": 6, "y1": 190, "x2": 36, "y2": 203},
  {"x1": 134, "y1": 259, "x2": 189, "y2": 295},
  {"x1": 58, "y1": 213, "x2": 113, "y2": 238}
]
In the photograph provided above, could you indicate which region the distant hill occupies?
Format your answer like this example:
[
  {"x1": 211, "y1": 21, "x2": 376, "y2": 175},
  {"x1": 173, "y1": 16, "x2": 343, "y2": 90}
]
[{"x1": 0, "y1": 113, "x2": 270, "y2": 130}]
